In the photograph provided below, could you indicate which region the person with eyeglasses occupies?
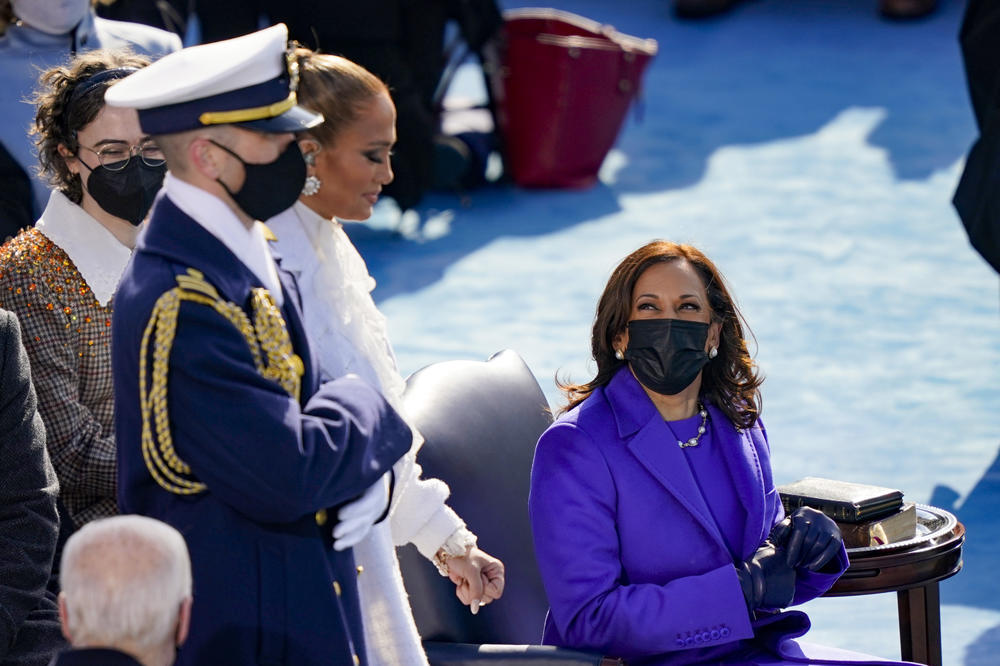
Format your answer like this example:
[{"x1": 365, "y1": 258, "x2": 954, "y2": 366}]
[
  {"x1": 0, "y1": 0, "x2": 180, "y2": 241},
  {"x1": 0, "y1": 49, "x2": 161, "y2": 533}
]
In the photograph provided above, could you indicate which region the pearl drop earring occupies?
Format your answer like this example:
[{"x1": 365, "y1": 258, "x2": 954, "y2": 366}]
[
  {"x1": 302, "y1": 175, "x2": 321, "y2": 196},
  {"x1": 615, "y1": 349, "x2": 624, "y2": 361},
  {"x1": 301, "y1": 151, "x2": 321, "y2": 196},
  {"x1": 709, "y1": 346, "x2": 718, "y2": 359}
]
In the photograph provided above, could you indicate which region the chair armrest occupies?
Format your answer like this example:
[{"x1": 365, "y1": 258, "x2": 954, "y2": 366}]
[{"x1": 423, "y1": 641, "x2": 620, "y2": 665}]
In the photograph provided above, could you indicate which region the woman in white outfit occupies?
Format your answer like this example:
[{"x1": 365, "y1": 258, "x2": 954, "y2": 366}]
[{"x1": 268, "y1": 50, "x2": 505, "y2": 665}]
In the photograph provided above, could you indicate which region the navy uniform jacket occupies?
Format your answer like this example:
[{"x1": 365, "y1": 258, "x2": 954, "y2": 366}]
[{"x1": 111, "y1": 195, "x2": 412, "y2": 666}]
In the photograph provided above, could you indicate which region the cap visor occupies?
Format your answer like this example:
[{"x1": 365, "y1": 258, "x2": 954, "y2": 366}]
[{"x1": 236, "y1": 104, "x2": 323, "y2": 133}]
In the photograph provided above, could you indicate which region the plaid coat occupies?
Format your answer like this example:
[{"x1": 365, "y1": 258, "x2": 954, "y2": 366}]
[{"x1": 0, "y1": 228, "x2": 117, "y2": 527}]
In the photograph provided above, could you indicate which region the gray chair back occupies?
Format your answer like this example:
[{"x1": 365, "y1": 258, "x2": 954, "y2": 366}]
[{"x1": 399, "y1": 349, "x2": 553, "y2": 644}]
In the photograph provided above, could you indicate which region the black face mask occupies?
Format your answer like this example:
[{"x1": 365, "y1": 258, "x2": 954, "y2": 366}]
[
  {"x1": 80, "y1": 158, "x2": 165, "y2": 226},
  {"x1": 211, "y1": 140, "x2": 305, "y2": 221},
  {"x1": 623, "y1": 318, "x2": 711, "y2": 396}
]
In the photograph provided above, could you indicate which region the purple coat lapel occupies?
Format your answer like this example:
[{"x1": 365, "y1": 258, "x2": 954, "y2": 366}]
[
  {"x1": 606, "y1": 370, "x2": 723, "y2": 547},
  {"x1": 606, "y1": 369, "x2": 775, "y2": 558},
  {"x1": 712, "y1": 410, "x2": 772, "y2": 560}
]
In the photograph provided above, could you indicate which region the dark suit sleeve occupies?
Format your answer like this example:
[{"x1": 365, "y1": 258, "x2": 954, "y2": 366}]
[
  {"x1": 162, "y1": 299, "x2": 412, "y2": 524},
  {"x1": 0, "y1": 142, "x2": 35, "y2": 243},
  {"x1": 953, "y1": 0, "x2": 1000, "y2": 273},
  {"x1": 0, "y1": 310, "x2": 60, "y2": 659},
  {"x1": 959, "y1": 0, "x2": 1000, "y2": 133}
]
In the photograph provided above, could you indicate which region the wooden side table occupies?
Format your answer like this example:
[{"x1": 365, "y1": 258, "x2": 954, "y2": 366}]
[{"x1": 823, "y1": 504, "x2": 964, "y2": 666}]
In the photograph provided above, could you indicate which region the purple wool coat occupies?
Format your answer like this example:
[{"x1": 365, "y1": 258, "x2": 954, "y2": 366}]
[{"x1": 529, "y1": 367, "x2": 914, "y2": 665}]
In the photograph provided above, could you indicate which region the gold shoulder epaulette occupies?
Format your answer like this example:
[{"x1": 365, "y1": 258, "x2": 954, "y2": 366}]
[
  {"x1": 138, "y1": 269, "x2": 303, "y2": 496},
  {"x1": 175, "y1": 268, "x2": 220, "y2": 298}
]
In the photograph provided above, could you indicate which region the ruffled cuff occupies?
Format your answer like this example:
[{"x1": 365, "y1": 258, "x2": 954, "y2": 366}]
[
  {"x1": 431, "y1": 526, "x2": 479, "y2": 577},
  {"x1": 410, "y1": 503, "x2": 469, "y2": 561}
]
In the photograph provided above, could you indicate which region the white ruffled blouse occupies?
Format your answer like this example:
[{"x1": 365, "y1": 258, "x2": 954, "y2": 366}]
[{"x1": 268, "y1": 201, "x2": 475, "y2": 666}]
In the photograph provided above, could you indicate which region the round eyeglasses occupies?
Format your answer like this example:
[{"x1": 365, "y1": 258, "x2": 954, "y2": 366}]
[{"x1": 78, "y1": 141, "x2": 166, "y2": 171}]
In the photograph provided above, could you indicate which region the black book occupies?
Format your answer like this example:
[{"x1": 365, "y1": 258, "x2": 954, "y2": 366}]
[{"x1": 777, "y1": 477, "x2": 904, "y2": 524}]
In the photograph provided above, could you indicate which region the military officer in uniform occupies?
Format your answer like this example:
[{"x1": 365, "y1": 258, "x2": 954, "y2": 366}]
[{"x1": 106, "y1": 25, "x2": 412, "y2": 666}]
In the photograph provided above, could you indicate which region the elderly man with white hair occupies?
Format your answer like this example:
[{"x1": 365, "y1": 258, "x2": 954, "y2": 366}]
[{"x1": 52, "y1": 515, "x2": 192, "y2": 666}]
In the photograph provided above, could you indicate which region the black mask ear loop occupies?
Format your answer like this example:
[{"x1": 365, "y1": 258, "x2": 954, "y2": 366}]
[{"x1": 206, "y1": 139, "x2": 245, "y2": 201}]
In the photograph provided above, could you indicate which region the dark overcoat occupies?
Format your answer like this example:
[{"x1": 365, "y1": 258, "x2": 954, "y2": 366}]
[{"x1": 0, "y1": 309, "x2": 65, "y2": 666}]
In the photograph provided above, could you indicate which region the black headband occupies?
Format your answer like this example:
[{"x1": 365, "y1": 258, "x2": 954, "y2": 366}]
[{"x1": 68, "y1": 67, "x2": 139, "y2": 108}]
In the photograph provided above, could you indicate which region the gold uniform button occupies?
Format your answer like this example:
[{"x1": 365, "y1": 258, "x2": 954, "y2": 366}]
[
  {"x1": 333, "y1": 580, "x2": 342, "y2": 596},
  {"x1": 315, "y1": 509, "x2": 327, "y2": 526},
  {"x1": 353, "y1": 655, "x2": 360, "y2": 666},
  {"x1": 356, "y1": 565, "x2": 364, "y2": 575}
]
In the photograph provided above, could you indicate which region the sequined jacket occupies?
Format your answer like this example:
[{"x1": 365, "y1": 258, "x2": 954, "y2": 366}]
[
  {"x1": 0, "y1": 192, "x2": 130, "y2": 527},
  {"x1": 112, "y1": 193, "x2": 412, "y2": 666}
]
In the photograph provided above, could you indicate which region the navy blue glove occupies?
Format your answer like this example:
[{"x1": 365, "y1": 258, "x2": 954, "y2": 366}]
[
  {"x1": 770, "y1": 506, "x2": 842, "y2": 571},
  {"x1": 735, "y1": 543, "x2": 796, "y2": 611}
]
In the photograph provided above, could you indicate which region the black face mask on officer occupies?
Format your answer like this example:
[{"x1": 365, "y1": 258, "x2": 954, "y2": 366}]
[
  {"x1": 80, "y1": 158, "x2": 166, "y2": 226},
  {"x1": 623, "y1": 318, "x2": 712, "y2": 396},
  {"x1": 210, "y1": 139, "x2": 306, "y2": 221}
]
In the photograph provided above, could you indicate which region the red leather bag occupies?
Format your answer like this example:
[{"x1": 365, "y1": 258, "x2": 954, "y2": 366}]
[{"x1": 490, "y1": 8, "x2": 657, "y2": 188}]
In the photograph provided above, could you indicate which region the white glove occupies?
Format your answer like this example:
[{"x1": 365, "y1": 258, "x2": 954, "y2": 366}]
[{"x1": 333, "y1": 472, "x2": 390, "y2": 551}]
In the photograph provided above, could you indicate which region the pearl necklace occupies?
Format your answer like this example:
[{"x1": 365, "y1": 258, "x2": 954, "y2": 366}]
[{"x1": 677, "y1": 402, "x2": 709, "y2": 448}]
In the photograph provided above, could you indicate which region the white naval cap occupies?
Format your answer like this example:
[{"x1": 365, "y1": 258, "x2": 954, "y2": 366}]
[{"x1": 104, "y1": 23, "x2": 322, "y2": 134}]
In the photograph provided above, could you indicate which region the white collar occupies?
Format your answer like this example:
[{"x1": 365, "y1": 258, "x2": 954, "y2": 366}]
[
  {"x1": 35, "y1": 190, "x2": 132, "y2": 307},
  {"x1": 293, "y1": 199, "x2": 341, "y2": 232},
  {"x1": 163, "y1": 173, "x2": 283, "y2": 306}
]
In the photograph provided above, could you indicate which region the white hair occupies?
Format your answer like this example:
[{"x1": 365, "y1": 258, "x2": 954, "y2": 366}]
[{"x1": 60, "y1": 515, "x2": 191, "y2": 651}]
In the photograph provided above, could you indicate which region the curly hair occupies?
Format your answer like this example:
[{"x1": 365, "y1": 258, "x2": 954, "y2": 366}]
[
  {"x1": 30, "y1": 49, "x2": 150, "y2": 204},
  {"x1": 293, "y1": 48, "x2": 390, "y2": 148},
  {"x1": 558, "y1": 240, "x2": 764, "y2": 429}
]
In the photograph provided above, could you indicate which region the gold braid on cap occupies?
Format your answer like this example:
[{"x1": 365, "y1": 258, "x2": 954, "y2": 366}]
[
  {"x1": 138, "y1": 268, "x2": 304, "y2": 495},
  {"x1": 197, "y1": 93, "x2": 297, "y2": 126},
  {"x1": 196, "y1": 45, "x2": 301, "y2": 126}
]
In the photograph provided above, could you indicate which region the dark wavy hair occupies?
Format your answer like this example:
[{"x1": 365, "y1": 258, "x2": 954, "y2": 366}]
[
  {"x1": 558, "y1": 240, "x2": 764, "y2": 429},
  {"x1": 30, "y1": 49, "x2": 150, "y2": 204}
]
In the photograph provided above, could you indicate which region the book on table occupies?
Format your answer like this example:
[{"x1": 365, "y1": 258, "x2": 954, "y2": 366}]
[
  {"x1": 776, "y1": 476, "x2": 904, "y2": 523},
  {"x1": 836, "y1": 502, "x2": 918, "y2": 548}
]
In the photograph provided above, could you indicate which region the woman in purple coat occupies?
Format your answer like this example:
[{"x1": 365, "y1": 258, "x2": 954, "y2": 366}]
[{"x1": 529, "y1": 240, "x2": 916, "y2": 665}]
